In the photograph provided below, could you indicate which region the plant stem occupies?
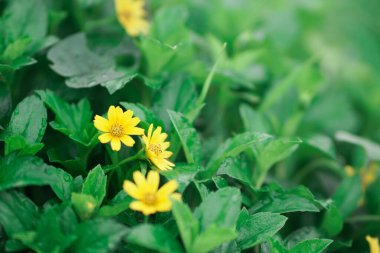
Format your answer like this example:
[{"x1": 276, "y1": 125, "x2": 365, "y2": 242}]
[
  {"x1": 347, "y1": 215, "x2": 380, "y2": 223},
  {"x1": 104, "y1": 149, "x2": 145, "y2": 173}
]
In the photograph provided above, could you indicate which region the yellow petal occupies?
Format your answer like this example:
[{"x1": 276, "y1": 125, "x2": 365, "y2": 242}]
[
  {"x1": 133, "y1": 170, "x2": 146, "y2": 188},
  {"x1": 366, "y1": 236, "x2": 380, "y2": 253},
  {"x1": 147, "y1": 124, "x2": 153, "y2": 140},
  {"x1": 120, "y1": 135, "x2": 135, "y2": 147},
  {"x1": 130, "y1": 201, "x2": 157, "y2": 215},
  {"x1": 161, "y1": 151, "x2": 173, "y2": 159},
  {"x1": 146, "y1": 170, "x2": 160, "y2": 192},
  {"x1": 151, "y1": 126, "x2": 162, "y2": 143},
  {"x1": 123, "y1": 181, "x2": 142, "y2": 199},
  {"x1": 94, "y1": 115, "x2": 109, "y2": 132},
  {"x1": 110, "y1": 138, "x2": 121, "y2": 151},
  {"x1": 171, "y1": 193, "x2": 182, "y2": 201},
  {"x1": 98, "y1": 133, "x2": 112, "y2": 143},
  {"x1": 125, "y1": 126, "x2": 144, "y2": 136},
  {"x1": 142, "y1": 135, "x2": 149, "y2": 145},
  {"x1": 158, "y1": 133, "x2": 168, "y2": 143},
  {"x1": 161, "y1": 142, "x2": 170, "y2": 150},
  {"x1": 155, "y1": 199, "x2": 172, "y2": 212},
  {"x1": 157, "y1": 180, "x2": 178, "y2": 198},
  {"x1": 108, "y1": 106, "x2": 123, "y2": 122},
  {"x1": 124, "y1": 110, "x2": 133, "y2": 119}
]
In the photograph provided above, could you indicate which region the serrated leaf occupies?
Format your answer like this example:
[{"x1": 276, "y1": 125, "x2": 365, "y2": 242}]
[
  {"x1": 82, "y1": 165, "x2": 107, "y2": 208},
  {"x1": 69, "y1": 219, "x2": 127, "y2": 253},
  {"x1": 127, "y1": 224, "x2": 183, "y2": 253},
  {"x1": 168, "y1": 110, "x2": 202, "y2": 163},
  {"x1": 289, "y1": 239, "x2": 332, "y2": 253},
  {"x1": 190, "y1": 225, "x2": 237, "y2": 253},
  {"x1": 36, "y1": 89, "x2": 97, "y2": 146},
  {"x1": 97, "y1": 191, "x2": 132, "y2": 218},
  {"x1": 237, "y1": 211, "x2": 287, "y2": 250},
  {"x1": 0, "y1": 154, "x2": 73, "y2": 200},
  {"x1": 194, "y1": 187, "x2": 242, "y2": 231}
]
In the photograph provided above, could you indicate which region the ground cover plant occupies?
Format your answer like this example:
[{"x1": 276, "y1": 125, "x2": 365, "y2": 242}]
[{"x1": 1, "y1": 0, "x2": 380, "y2": 252}]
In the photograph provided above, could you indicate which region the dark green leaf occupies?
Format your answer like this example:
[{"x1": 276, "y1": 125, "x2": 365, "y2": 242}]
[
  {"x1": 0, "y1": 154, "x2": 73, "y2": 200},
  {"x1": 289, "y1": 239, "x2": 332, "y2": 253},
  {"x1": 320, "y1": 201, "x2": 343, "y2": 237},
  {"x1": 332, "y1": 175, "x2": 362, "y2": 218},
  {"x1": 336, "y1": 131, "x2": 380, "y2": 161},
  {"x1": 190, "y1": 225, "x2": 237, "y2": 253},
  {"x1": 82, "y1": 165, "x2": 107, "y2": 208}
]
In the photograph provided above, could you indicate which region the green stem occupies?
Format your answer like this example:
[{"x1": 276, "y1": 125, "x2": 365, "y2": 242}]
[
  {"x1": 347, "y1": 215, "x2": 380, "y2": 223},
  {"x1": 104, "y1": 149, "x2": 145, "y2": 173}
]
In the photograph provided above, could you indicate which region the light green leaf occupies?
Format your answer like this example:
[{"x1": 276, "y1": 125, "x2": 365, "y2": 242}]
[
  {"x1": 127, "y1": 224, "x2": 183, "y2": 253},
  {"x1": 120, "y1": 102, "x2": 163, "y2": 128},
  {"x1": 0, "y1": 154, "x2": 73, "y2": 200},
  {"x1": 71, "y1": 193, "x2": 97, "y2": 221},
  {"x1": 336, "y1": 131, "x2": 380, "y2": 161},
  {"x1": 320, "y1": 201, "x2": 343, "y2": 237},
  {"x1": 161, "y1": 163, "x2": 202, "y2": 192},
  {"x1": 240, "y1": 104, "x2": 271, "y2": 133},
  {"x1": 332, "y1": 175, "x2": 362, "y2": 218},
  {"x1": 168, "y1": 110, "x2": 201, "y2": 163},
  {"x1": 82, "y1": 165, "x2": 107, "y2": 208},
  {"x1": 172, "y1": 200, "x2": 199, "y2": 252},
  {"x1": 97, "y1": 191, "x2": 132, "y2": 218},
  {"x1": 236, "y1": 211, "x2": 287, "y2": 250},
  {"x1": 190, "y1": 225, "x2": 237, "y2": 253},
  {"x1": 289, "y1": 239, "x2": 332, "y2": 253},
  {"x1": 194, "y1": 187, "x2": 242, "y2": 231}
]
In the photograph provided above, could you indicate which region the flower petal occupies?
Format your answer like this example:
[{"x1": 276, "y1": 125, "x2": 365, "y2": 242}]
[
  {"x1": 110, "y1": 138, "x2": 121, "y2": 151},
  {"x1": 366, "y1": 236, "x2": 380, "y2": 253},
  {"x1": 94, "y1": 115, "x2": 109, "y2": 132},
  {"x1": 123, "y1": 180, "x2": 142, "y2": 199},
  {"x1": 157, "y1": 180, "x2": 178, "y2": 198},
  {"x1": 123, "y1": 110, "x2": 133, "y2": 119},
  {"x1": 147, "y1": 124, "x2": 153, "y2": 140},
  {"x1": 120, "y1": 135, "x2": 135, "y2": 147},
  {"x1": 108, "y1": 106, "x2": 123, "y2": 122},
  {"x1": 133, "y1": 170, "x2": 146, "y2": 188},
  {"x1": 98, "y1": 133, "x2": 112, "y2": 143},
  {"x1": 155, "y1": 199, "x2": 172, "y2": 212},
  {"x1": 146, "y1": 170, "x2": 160, "y2": 192},
  {"x1": 125, "y1": 126, "x2": 144, "y2": 136},
  {"x1": 130, "y1": 201, "x2": 157, "y2": 215}
]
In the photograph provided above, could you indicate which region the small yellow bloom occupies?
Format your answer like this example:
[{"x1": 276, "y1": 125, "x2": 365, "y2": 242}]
[
  {"x1": 123, "y1": 170, "x2": 181, "y2": 215},
  {"x1": 114, "y1": 0, "x2": 149, "y2": 37},
  {"x1": 366, "y1": 236, "x2": 380, "y2": 253},
  {"x1": 362, "y1": 163, "x2": 378, "y2": 189},
  {"x1": 142, "y1": 124, "x2": 174, "y2": 171},
  {"x1": 94, "y1": 106, "x2": 144, "y2": 151}
]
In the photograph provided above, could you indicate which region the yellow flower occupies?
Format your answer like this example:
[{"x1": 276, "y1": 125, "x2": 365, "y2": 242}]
[
  {"x1": 123, "y1": 170, "x2": 181, "y2": 215},
  {"x1": 94, "y1": 106, "x2": 144, "y2": 151},
  {"x1": 114, "y1": 0, "x2": 149, "y2": 37},
  {"x1": 142, "y1": 124, "x2": 174, "y2": 171},
  {"x1": 366, "y1": 236, "x2": 380, "y2": 253}
]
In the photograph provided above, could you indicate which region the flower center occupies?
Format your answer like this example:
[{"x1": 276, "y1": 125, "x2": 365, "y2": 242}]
[
  {"x1": 144, "y1": 193, "x2": 157, "y2": 205},
  {"x1": 148, "y1": 144, "x2": 163, "y2": 156},
  {"x1": 110, "y1": 124, "x2": 124, "y2": 137}
]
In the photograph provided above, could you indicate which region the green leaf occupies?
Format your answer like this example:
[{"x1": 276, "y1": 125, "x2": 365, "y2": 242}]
[
  {"x1": 240, "y1": 104, "x2": 271, "y2": 133},
  {"x1": 168, "y1": 110, "x2": 202, "y2": 163},
  {"x1": 289, "y1": 239, "x2": 332, "y2": 253},
  {"x1": 332, "y1": 175, "x2": 362, "y2": 218},
  {"x1": 1, "y1": 95, "x2": 47, "y2": 155},
  {"x1": 161, "y1": 163, "x2": 202, "y2": 192},
  {"x1": 172, "y1": 200, "x2": 199, "y2": 252},
  {"x1": 47, "y1": 33, "x2": 134, "y2": 94},
  {"x1": 336, "y1": 131, "x2": 380, "y2": 161},
  {"x1": 0, "y1": 154, "x2": 73, "y2": 200},
  {"x1": 216, "y1": 155, "x2": 252, "y2": 185},
  {"x1": 153, "y1": 74, "x2": 197, "y2": 127},
  {"x1": 0, "y1": 191, "x2": 38, "y2": 237},
  {"x1": 14, "y1": 204, "x2": 77, "y2": 253},
  {"x1": 36, "y1": 89, "x2": 97, "y2": 146},
  {"x1": 207, "y1": 132, "x2": 272, "y2": 175},
  {"x1": 190, "y1": 225, "x2": 237, "y2": 253},
  {"x1": 194, "y1": 187, "x2": 242, "y2": 231},
  {"x1": 250, "y1": 183, "x2": 320, "y2": 214},
  {"x1": 127, "y1": 224, "x2": 183, "y2": 253},
  {"x1": 320, "y1": 201, "x2": 343, "y2": 237},
  {"x1": 97, "y1": 191, "x2": 132, "y2": 218},
  {"x1": 69, "y1": 219, "x2": 127, "y2": 253},
  {"x1": 236, "y1": 211, "x2": 287, "y2": 250},
  {"x1": 120, "y1": 102, "x2": 163, "y2": 128},
  {"x1": 82, "y1": 165, "x2": 107, "y2": 208},
  {"x1": 302, "y1": 134, "x2": 336, "y2": 159}
]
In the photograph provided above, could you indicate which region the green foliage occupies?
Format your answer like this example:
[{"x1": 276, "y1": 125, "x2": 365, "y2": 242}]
[{"x1": 0, "y1": 0, "x2": 379, "y2": 252}]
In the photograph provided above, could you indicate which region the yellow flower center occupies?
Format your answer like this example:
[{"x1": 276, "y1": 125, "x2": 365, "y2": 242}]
[
  {"x1": 110, "y1": 123, "x2": 124, "y2": 137},
  {"x1": 148, "y1": 143, "x2": 163, "y2": 156},
  {"x1": 144, "y1": 193, "x2": 157, "y2": 205}
]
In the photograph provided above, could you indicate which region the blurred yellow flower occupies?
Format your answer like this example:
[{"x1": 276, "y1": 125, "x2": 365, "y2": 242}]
[
  {"x1": 94, "y1": 106, "x2": 144, "y2": 151},
  {"x1": 142, "y1": 124, "x2": 174, "y2": 171},
  {"x1": 114, "y1": 0, "x2": 149, "y2": 36},
  {"x1": 366, "y1": 236, "x2": 380, "y2": 253},
  {"x1": 123, "y1": 170, "x2": 181, "y2": 215}
]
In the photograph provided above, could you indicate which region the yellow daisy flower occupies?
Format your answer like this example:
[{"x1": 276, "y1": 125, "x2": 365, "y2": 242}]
[
  {"x1": 142, "y1": 124, "x2": 175, "y2": 171},
  {"x1": 114, "y1": 0, "x2": 149, "y2": 37},
  {"x1": 94, "y1": 106, "x2": 144, "y2": 151},
  {"x1": 123, "y1": 170, "x2": 181, "y2": 215},
  {"x1": 366, "y1": 236, "x2": 380, "y2": 253}
]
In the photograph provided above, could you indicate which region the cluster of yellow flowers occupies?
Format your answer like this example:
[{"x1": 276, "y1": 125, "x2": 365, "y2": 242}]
[
  {"x1": 94, "y1": 106, "x2": 178, "y2": 216},
  {"x1": 114, "y1": 0, "x2": 149, "y2": 37}
]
